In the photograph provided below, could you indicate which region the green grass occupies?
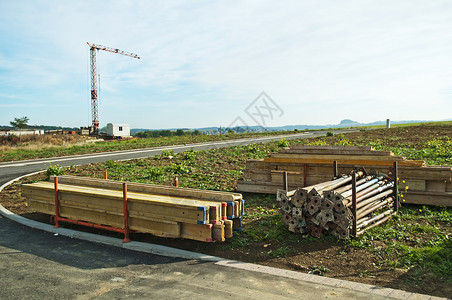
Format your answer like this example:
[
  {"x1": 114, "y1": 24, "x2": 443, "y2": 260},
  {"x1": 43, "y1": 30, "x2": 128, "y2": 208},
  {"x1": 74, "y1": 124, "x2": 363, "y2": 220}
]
[
  {"x1": 354, "y1": 120, "x2": 452, "y2": 130},
  {"x1": 348, "y1": 205, "x2": 452, "y2": 280},
  {"x1": 290, "y1": 129, "x2": 452, "y2": 166}
]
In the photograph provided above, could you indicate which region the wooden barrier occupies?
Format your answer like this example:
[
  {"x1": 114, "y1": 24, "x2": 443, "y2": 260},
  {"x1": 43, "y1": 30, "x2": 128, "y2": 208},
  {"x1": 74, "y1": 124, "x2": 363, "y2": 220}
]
[{"x1": 237, "y1": 146, "x2": 452, "y2": 206}]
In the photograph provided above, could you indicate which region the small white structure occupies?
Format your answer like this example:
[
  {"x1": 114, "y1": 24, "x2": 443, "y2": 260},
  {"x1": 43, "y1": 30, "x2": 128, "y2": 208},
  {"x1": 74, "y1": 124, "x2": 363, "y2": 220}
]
[
  {"x1": 0, "y1": 129, "x2": 44, "y2": 136},
  {"x1": 105, "y1": 123, "x2": 130, "y2": 138}
]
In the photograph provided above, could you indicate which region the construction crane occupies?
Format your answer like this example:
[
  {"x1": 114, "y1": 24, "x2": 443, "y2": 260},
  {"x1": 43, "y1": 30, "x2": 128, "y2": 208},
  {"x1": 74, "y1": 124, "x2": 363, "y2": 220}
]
[{"x1": 87, "y1": 42, "x2": 140, "y2": 135}]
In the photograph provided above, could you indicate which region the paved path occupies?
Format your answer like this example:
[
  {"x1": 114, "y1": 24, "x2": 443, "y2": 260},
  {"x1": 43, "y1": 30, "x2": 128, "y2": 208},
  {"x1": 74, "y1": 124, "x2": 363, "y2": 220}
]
[{"x1": 0, "y1": 214, "x2": 391, "y2": 299}]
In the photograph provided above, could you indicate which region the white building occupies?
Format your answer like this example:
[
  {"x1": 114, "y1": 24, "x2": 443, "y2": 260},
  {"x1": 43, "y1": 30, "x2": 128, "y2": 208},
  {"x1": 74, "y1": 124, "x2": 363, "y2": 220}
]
[
  {"x1": 0, "y1": 129, "x2": 44, "y2": 136},
  {"x1": 105, "y1": 123, "x2": 130, "y2": 138}
]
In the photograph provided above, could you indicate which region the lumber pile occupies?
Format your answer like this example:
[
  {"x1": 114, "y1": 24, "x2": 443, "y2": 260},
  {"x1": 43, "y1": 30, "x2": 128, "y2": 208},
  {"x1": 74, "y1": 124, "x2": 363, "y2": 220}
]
[
  {"x1": 277, "y1": 171, "x2": 397, "y2": 239},
  {"x1": 238, "y1": 145, "x2": 452, "y2": 207},
  {"x1": 21, "y1": 176, "x2": 245, "y2": 242}
]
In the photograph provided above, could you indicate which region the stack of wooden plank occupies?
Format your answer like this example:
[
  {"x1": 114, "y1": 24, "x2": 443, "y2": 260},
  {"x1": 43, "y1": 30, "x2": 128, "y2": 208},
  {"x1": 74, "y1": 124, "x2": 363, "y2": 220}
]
[
  {"x1": 237, "y1": 145, "x2": 452, "y2": 206},
  {"x1": 21, "y1": 176, "x2": 245, "y2": 242}
]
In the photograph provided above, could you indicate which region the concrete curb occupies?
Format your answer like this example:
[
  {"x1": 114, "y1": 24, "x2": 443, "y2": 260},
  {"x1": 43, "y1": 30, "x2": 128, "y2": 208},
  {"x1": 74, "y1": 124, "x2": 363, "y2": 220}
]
[{"x1": 0, "y1": 173, "x2": 447, "y2": 300}]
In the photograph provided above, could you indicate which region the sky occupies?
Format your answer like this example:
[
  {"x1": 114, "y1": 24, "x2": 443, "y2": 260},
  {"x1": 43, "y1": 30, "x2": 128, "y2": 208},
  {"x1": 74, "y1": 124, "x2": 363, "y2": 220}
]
[{"x1": 0, "y1": 1, "x2": 451, "y2": 129}]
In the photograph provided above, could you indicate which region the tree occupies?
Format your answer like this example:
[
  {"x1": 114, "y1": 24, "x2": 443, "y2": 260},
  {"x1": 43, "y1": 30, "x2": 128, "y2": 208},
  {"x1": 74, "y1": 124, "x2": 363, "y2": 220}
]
[{"x1": 10, "y1": 116, "x2": 29, "y2": 129}]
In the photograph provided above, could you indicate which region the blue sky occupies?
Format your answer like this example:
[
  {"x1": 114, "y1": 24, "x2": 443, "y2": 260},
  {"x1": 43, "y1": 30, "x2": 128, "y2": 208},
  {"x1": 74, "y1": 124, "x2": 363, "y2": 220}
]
[{"x1": 0, "y1": 1, "x2": 451, "y2": 129}]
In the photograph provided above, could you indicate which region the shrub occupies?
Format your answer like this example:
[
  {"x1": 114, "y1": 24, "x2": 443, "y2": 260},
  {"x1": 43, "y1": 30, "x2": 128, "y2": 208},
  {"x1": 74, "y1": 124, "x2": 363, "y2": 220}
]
[
  {"x1": 105, "y1": 160, "x2": 116, "y2": 168},
  {"x1": 183, "y1": 149, "x2": 196, "y2": 161},
  {"x1": 146, "y1": 167, "x2": 165, "y2": 180},
  {"x1": 166, "y1": 163, "x2": 191, "y2": 175},
  {"x1": 46, "y1": 164, "x2": 65, "y2": 180},
  {"x1": 278, "y1": 138, "x2": 289, "y2": 147}
]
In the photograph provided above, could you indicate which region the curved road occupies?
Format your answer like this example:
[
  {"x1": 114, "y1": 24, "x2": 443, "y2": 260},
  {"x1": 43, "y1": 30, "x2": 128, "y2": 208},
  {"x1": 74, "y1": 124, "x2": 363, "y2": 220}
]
[{"x1": 0, "y1": 130, "x2": 397, "y2": 299}]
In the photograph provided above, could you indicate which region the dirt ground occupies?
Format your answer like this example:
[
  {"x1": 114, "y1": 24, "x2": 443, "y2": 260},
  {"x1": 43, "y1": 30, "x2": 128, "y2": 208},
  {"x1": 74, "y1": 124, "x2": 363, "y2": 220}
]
[{"x1": 1, "y1": 124, "x2": 451, "y2": 298}]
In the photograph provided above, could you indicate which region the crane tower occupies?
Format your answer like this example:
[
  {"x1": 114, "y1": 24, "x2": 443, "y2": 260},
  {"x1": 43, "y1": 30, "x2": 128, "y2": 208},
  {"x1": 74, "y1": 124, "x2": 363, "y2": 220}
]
[{"x1": 87, "y1": 42, "x2": 140, "y2": 134}]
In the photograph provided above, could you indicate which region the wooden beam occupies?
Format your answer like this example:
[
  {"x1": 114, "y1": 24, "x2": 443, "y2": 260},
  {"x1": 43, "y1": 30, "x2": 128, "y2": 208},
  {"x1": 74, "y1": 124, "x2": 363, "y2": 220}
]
[
  {"x1": 53, "y1": 175, "x2": 241, "y2": 201},
  {"x1": 404, "y1": 191, "x2": 452, "y2": 207},
  {"x1": 264, "y1": 157, "x2": 425, "y2": 167},
  {"x1": 289, "y1": 145, "x2": 373, "y2": 151},
  {"x1": 278, "y1": 148, "x2": 394, "y2": 156},
  {"x1": 270, "y1": 153, "x2": 405, "y2": 161}
]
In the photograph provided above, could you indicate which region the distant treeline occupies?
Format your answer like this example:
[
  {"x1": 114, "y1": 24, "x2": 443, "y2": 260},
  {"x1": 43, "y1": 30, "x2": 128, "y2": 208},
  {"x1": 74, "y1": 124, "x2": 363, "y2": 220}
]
[{"x1": 134, "y1": 129, "x2": 202, "y2": 138}]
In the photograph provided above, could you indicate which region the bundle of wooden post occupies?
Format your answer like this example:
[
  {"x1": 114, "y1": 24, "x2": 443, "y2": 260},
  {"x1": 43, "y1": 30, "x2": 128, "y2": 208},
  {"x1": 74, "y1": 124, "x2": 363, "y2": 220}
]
[
  {"x1": 277, "y1": 170, "x2": 397, "y2": 239},
  {"x1": 238, "y1": 145, "x2": 452, "y2": 207},
  {"x1": 21, "y1": 176, "x2": 245, "y2": 243}
]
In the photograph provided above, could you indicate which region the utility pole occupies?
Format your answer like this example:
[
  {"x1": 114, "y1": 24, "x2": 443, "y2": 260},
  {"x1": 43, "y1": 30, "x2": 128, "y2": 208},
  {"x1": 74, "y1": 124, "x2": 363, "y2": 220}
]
[{"x1": 87, "y1": 42, "x2": 140, "y2": 134}]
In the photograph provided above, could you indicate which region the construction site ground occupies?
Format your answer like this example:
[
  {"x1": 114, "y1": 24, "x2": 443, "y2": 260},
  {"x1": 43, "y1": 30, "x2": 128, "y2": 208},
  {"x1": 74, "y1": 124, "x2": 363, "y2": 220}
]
[{"x1": 1, "y1": 124, "x2": 451, "y2": 298}]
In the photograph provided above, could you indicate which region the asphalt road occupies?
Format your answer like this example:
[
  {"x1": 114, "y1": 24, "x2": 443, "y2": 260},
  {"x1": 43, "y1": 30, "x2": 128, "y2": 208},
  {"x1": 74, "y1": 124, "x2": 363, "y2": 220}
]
[
  {"x1": 1, "y1": 213, "x2": 392, "y2": 299},
  {"x1": 0, "y1": 129, "x2": 396, "y2": 299}
]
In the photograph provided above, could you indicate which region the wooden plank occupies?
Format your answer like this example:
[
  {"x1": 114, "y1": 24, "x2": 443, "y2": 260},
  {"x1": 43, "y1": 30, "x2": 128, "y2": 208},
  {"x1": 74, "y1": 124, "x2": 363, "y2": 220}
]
[
  {"x1": 271, "y1": 171, "x2": 303, "y2": 186},
  {"x1": 279, "y1": 148, "x2": 394, "y2": 156},
  {"x1": 53, "y1": 175, "x2": 241, "y2": 201},
  {"x1": 213, "y1": 222, "x2": 225, "y2": 242},
  {"x1": 447, "y1": 182, "x2": 452, "y2": 192},
  {"x1": 425, "y1": 180, "x2": 447, "y2": 193},
  {"x1": 180, "y1": 223, "x2": 213, "y2": 242},
  {"x1": 270, "y1": 153, "x2": 405, "y2": 161},
  {"x1": 243, "y1": 169, "x2": 271, "y2": 181},
  {"x1": 234, "y1": 201, "x2": 242, "y2": 218},
  {"x1": 209, "y1": 206, "x2": 221, "y2": 223},
  {"x1": 23, "y1": 188, "x2": 125, "y2": 213},
  {"x1": 128, "y1": 201, "x2": 210, "y2": 224},
  {"x1": 264, "y1": 157, "x2": 425, "y2": 167},
  {"x1": 233, "y1": 218, "x2": 242, "y2": 231},
  {"x1": 237, "y1": 181, "x2": 299, "y2": 194},
  {"x1": 28, "y1": 197, "x2": 124, "y2": 227},
  {"x1": 28, "y1": 199, "x2": 53, "y2": 214},
  {"x1": 129, "y1": 218, "x2": 180, "y2": 238},
  {"x1": 270, "y1": 170, "x2": 332, "y2": 186},
  {"x1": 399, "y1": 180, "x2": 426, "y2": 192},
  {"x1": 404, "y1": 191, "x2": 452, "y2": 207},
  {"x1": 27, "y1": 197, "x2": 182, "y2": 238},
  {"x1": 224, "y1": 220, "x2": 233, "y2": 238},
  {"x1": 289, "y1": 145, "x2": 373, "y2": 151}
]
